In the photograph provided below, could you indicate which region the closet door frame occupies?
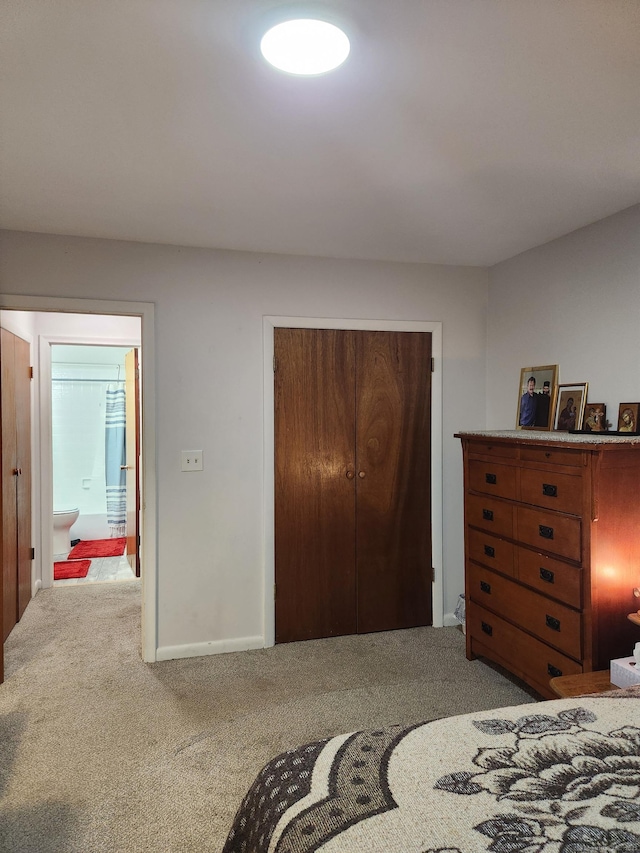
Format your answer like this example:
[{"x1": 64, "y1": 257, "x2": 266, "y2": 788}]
[{"x1": 263, "y1": 316, "x2": 443, "y2": 647}]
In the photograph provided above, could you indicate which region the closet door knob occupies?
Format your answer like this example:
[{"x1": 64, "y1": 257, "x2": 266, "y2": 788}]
[
  {"x1": 358, "y1": 471, "x2": 366, "y2": 478},
  {"x1": 345, "y1": 470, "x2": 355, "y2": 480}
]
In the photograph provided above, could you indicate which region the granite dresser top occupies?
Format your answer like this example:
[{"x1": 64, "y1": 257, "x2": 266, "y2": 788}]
[{"x1": 455, "y1": 429, "x2": 640, "y2": 446}]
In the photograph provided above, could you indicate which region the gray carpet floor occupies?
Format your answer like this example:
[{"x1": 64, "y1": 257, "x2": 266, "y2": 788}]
[{"x1": 0, "y1": 581, "x2": 538, "y2": 852}]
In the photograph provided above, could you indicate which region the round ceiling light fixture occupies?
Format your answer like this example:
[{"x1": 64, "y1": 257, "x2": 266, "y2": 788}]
[{"x1": 260, "y1": 19, "x2": 350, "y2": 75}]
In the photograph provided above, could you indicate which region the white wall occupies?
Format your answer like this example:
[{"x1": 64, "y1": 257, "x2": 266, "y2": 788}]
[
  {"x1": 487, "y1": 205, "x2": 640, "y2": 428},
  {"x1": 0, "y1": 230, "x2": 488, "y2": 655}
]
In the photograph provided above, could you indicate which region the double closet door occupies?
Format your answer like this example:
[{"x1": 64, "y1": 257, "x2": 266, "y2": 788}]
[{"x1": 274, "y1": 328, "x2": 432, "y2": 643}]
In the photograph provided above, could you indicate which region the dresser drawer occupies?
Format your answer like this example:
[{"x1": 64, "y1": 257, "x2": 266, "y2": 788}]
[
  {"x1": 468, "y1": 459, "x2": 517, "y2": 500},
  {"x1": 515, "y1": 505, "x2": 581, "y2": 562},
  {"x1": 468, "y1": 563, "x2": 582, "y2": 660},
  {"x1": 468, "y1": 440, "x2": 518, "y2": 460},
  {"x1": 516, "y1": 547, "x2": 582, "y2": 609},
  {"x1": 519, "y1": 468, "x2": 583, "y2": 515},
  {"x1": 520, "y1": 446, "x2": 584, "y2": 468},
  {"x1": 469, "y1": 602, "x2": 583, "y2": 689},
  {"x1": 465, "y1": 493, "x2": 514, "y2": 538},
  {"x1": 467, "y1": 529, "x2": 515, "y2": 576}
]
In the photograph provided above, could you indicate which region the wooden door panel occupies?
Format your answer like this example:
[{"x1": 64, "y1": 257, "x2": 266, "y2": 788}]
[
  {"x1": 355, "y1": 331, "x2": 432, "y2": 633},
  {"x1": 1, "y1": 328, "x2": 18, "y2": 642},
  {"x1": 125, "y1": 348, "x2": 140, "y2": 576},
  {"x1": 274, "y1": 329, "x2": 357, "y2": 642},
  {"x1": 14, "y1": 334, "x2": 31, "y2": 619}
]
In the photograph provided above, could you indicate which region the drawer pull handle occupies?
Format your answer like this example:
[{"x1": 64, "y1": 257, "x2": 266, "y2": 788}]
[
  {"x1": 539, "y1": 524, "x2": 554, "y2": 540},
  {"x1": 481, "y1": 621, "x2": 493, "y2": 637},
  {"x1": 484, "y1": 545, "x2": 495, "y2": 558},
  {"x1": 542, "y1": 483, "x2": 558, "y2": 497},
  {"x1": 546, "y1": 614, "x2": 561, "y2": 632},
  {"x1": 547, "y1": 664, "x2": 563, "y2": 678},
  {"x1": 482, "y1": 508, "x2": 494, "y2": 521},
  {"x1": 480, "y1": 580, "x2": 491, "y2": 594},
  {"x1": 540, "y1": 568, "x2": 555, "y2": 584},
  {"x1": 485, "y1": 473, "x2": 497, "y2": 485}
]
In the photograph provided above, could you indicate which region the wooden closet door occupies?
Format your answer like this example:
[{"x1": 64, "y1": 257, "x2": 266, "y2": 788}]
[
  {"x1": 1, "y1": 328, "x2": 18, "y2": 643},
  {"x1": 274, "y1": 329, "x2": 357, "y2": 643},
  {"x1": 1, "y1": 329, "x2": 32, "y2": 651},
  {"x1": 14, "y1": 334, "x2": 31, "y2": 620},
  {"x1": 355, "y1": 331, "x2": 432, "y2": 633}
]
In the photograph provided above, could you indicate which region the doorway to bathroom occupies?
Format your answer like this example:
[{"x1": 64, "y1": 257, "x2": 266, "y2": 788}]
[
  {"x1": 0, "y1": 296, "x2": 156, "y2": 683},
  {"x1": 51, "y1": 343, "x2": 140, "y2": 587}
]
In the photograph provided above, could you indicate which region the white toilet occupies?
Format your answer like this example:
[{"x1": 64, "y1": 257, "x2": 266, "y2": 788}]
[{"x1": 53, "y1": 507, "x2": 79, "y2": 555}]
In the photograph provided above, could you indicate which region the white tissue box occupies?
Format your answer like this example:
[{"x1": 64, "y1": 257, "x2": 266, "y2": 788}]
[{"x1": 610, "y1": 657, "x2": 640, "y2": 688}]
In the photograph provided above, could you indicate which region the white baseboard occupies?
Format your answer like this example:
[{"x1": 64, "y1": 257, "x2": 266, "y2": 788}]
[
  {"x1": 156, "y1": 635, "x2": 264, "y2": 662},
  {"x1": 443, "y1": 611, "x2": 460, "y2": 627}
]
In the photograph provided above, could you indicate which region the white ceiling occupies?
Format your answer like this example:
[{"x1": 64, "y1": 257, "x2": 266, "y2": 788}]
[{"x1": 1, "y1": 0, "x2": 639, "y2": 266}]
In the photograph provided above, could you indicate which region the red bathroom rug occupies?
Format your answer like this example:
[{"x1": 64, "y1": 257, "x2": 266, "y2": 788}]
[
  {"x1": 67, "y1": 538, "x2": 126, "y2": 559},
  {"x1": 54, "y1": 560, "x2": 91, "y2": 580}
]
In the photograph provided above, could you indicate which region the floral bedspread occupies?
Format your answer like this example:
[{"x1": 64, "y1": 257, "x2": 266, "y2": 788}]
[{"x1": 223, "y1": 686, "x2": 640, "y2": 853}]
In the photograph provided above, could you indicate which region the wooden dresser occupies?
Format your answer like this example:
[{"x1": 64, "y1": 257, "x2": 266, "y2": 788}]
[{"x1": 456, "y1": 431, "x2": 640, "y2": 698}]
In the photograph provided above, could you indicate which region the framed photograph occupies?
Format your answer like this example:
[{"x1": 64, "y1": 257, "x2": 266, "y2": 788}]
[
  {"x1": 617, "y1": 403, "x2": 640, "y2": 433},
  {"x1": 583, "y1": 403, "x2": 607, "y2": 432},
  {"x1": 516, "y1": 364, "x2": 558, "y2": 430},
  {"x1": 554, "y1": 383, "x2": 588, "y2": 431}
]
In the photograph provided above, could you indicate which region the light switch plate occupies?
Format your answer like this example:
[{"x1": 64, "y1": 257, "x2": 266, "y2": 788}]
[{"x1": 181, "y1": 450, "x2": 203, "y2": 471}]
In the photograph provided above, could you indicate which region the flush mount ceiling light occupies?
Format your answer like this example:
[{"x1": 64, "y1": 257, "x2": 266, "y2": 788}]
[{"x1": 260, "y1": 19, "x2": 350, "y2": 75}]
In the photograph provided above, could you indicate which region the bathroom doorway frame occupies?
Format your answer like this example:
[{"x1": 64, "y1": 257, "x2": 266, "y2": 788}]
[
  {"x1": 41, "y1": 336, "x2": 142, "y2": 586},
  {"x1": 0, "y1": 295, "x2": 157, "y2": 663}
]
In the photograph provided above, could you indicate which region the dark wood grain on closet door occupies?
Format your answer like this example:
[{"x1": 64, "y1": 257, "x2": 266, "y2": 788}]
[
  {"x1": 1, "y1": 328, "x2": 18, "y2": 643},
  {"x1": 274, "y1": 328, "x2": 357, "y2": 643},
  {"x1": 14, "y1": 334, "x2": 31, "y2": 620},
  {"x1": 355, "y1": 331, "x2": 432, "y2": 633}
]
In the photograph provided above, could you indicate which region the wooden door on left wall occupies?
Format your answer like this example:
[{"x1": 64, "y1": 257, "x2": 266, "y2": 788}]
[{"x1": 1, "y1": 328, "x2": 32, "y2": 683}]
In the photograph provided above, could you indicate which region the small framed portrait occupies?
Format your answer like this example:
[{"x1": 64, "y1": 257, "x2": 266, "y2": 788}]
[
  {"x1": 617, "y1": 403, "x2": 640, "y2": 434},
  {"x1": 554, "y1": 383, "x2": 588, "y2": 431},
  {"x1": 583, "y1": 403, "x2": 607, "y2": 432},
  {"x1": 516, "y1": 364, "x2": 558, "y2": 430}
]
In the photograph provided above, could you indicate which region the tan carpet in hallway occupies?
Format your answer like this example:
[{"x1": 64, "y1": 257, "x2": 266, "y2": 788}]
[{"x1": 0, "y1": 582, "x2": 538, "y2": 852}]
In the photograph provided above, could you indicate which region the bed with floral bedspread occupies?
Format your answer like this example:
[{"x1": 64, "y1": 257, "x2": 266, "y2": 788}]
[{"x1": 223, "y1": 685, "x2": 640, "y2": 853}]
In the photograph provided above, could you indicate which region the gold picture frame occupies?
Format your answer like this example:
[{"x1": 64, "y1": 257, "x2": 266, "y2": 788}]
[{"x1": 516, "y1": 365, "x2": 559, "y2": 430}]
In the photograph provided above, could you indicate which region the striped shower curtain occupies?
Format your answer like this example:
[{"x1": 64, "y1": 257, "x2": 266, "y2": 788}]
[{"x1": 105, "y1": 384, "x2": 127, "y2": 537}]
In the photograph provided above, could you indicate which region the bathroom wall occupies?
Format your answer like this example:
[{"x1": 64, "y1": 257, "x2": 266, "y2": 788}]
[{"x1": 51, "y1": 345, "x2": 131, "y2": 542}]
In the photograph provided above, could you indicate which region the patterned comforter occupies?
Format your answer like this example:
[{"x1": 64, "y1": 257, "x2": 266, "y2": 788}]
[{"x1": 223, "y1": 685, "x2": 640, "y2": 853}]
